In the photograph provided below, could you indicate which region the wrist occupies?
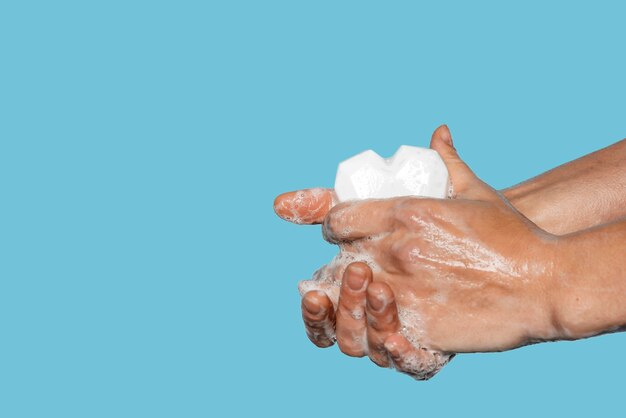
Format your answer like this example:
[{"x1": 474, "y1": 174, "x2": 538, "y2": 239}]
[
  {"x1": 544, "y1": 230, "x2": 626, "y2": 341},
  {"x1": 523, "y1": 236, "x2": 568, "y2": 344},
  {"x1": 500, "y1": 183, "x2": 556, "y2": 234},
  {"x1": 544, "y1": 235, "x2": 592, "y2": 340},
  {"x1": 502, "y1": 182, "x2": 579, "y2": 236}
]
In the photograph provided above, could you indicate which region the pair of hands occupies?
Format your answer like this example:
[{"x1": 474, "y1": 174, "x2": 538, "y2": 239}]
[{"x1": 274, "y1": 126, "x2": 561, "y2": 379}]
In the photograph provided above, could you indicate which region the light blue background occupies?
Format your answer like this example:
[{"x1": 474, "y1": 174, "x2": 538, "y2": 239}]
[{"x1": 1, "y1": 1, "x2": 625, "y2": 417}]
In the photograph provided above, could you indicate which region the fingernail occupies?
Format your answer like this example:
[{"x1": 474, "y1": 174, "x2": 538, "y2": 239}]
[
  {"x1": 368, "y1": 293, "x2": 386, "y2": 312},
  {"x1": 347, "y1": 272, "x2": 366, "y2": 291},
  {"x1": 303, "y1": 298, "x2": 321, "y2": 314},
  {"x1": 439, "y1": 125, "x2": 453, "y2": 147}
]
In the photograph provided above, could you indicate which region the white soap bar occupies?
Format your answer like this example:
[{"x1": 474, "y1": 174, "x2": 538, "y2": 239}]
[{"x1": 334, "y1": 145, "x2": 449, "y2": 202}]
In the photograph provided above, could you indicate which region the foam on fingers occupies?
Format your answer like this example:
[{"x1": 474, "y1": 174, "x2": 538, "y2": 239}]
[
  {"x1": 384, "y1": 333, "x2": 452, "y2": 381},
  {"x1": 365, "y1": 282, "x2": 401, "y2": 367},
  {"x1": 273, "y1": 188, "x2": 335, "y2": 224},
  {"x1": 335, "y1": 262, "x2": 372, "y2": 357},
  {"x1": 301, "y1": 290, "x2": 336, "y2": 348}
]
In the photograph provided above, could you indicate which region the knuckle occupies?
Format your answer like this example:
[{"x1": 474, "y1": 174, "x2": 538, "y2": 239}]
[
  {"x1": 338, "y1": 301, "x2": 365, "y2": 322},
  {"x1": 338, "y1": 288, "x2": 365, "y2": 315},
  {"x1": 366, "y1": 314, "x2": 380, "y2": 330},
  {"x1": 393, "y1": 202, "x2": 418, "y2": 226},
  {"x1": 350, "y1": 307, "x2": 365, "y2": 321},
  {"x1": 393, "y1": 198, "x2": 439, "y2": 228},
  {"x1": 322, "y1": 207, "x2": 345, "y2": 242},
  {"x1": 302, "y1": 315, "x2": 323, "y2": 328},
  {"x1": 302, "y1": 308, "x2": 331, "y2": 326},
  {"x1": 323, "y1": 201, "x2": 360, "y2": 242},
  {"x1": 337, "y1": 295, "x2": 354, "y2": 313},
  {"x1": 390, "y1": 238, "x2": 418, "y2": 264}
]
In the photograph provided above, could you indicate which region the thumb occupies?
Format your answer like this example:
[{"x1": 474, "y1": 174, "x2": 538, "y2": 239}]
[
  {"x1": 429, "y1": 125, "x2": 496, "y2": 200},
  {"x1": 273, "y1": 188, "x2": 336, "y2": 225}
]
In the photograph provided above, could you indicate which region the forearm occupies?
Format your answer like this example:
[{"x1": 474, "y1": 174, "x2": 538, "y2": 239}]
[
  {"x1": 502, "y1": 138, "x2": 626, "y2": 235},
  {"x1": 548, "y1": 217, "x2": 626, "y2": 340}
]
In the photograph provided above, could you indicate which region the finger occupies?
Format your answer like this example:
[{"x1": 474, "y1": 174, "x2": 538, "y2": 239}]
[
  {"x1": 273, "y1": 188, "x2": 336, "y2": 225},
  {"x1": 384, "y1": 333, "x2": 448, "y2": 381},
  {"x1": 365, "y1": 281, "x2": 401, "y2": 367},
  {"x1": 335, "y1": 262, "x2": 372, "y2": 357},
  {"x1": 301, "y1": 290, "x2": 335, "y2": 348},
  {"x1": 429, "y1": 124, "x2": 496, "y2": 201},
  {"x1": 301, "y1": 290, "x2": 336, "y2": 348},
  {"x1": 322, "y1": 199, "x2": 398, "y2": 244}
]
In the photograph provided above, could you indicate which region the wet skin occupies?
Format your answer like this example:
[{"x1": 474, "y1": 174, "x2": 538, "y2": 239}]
[{"x1": 275, "y1": 126, "x2": 626, "y2": 379}]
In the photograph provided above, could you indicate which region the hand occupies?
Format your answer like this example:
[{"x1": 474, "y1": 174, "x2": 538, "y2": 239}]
[
  {"x1": 276, "y1": 126, "x2": 459, "y2": 378},
  {"x1": 276, "y1": 127, "x2": 626, "y2": 377},
  {"x1": 301, "y1": 261, "x2": 454, "y2": 380},
  {"x1": 321, "y1": 128, "x2": 561, "y2": 353}
]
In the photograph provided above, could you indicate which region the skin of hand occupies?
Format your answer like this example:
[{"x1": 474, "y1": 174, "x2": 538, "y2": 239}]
[
  {"x1": 279, "y1": 126, "x2": 465, "y2": 378},
  {"x1": 301, "y1": 261, "x2": 447, "y2": 379},
  {"x1": 318, "y1": 131, "x2": 567, "y2": 354},
  {"x1": 274, "y1": 127, "x2": 626, "y2": 377}
]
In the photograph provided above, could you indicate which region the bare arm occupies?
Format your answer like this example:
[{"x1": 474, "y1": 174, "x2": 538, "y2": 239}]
[{"x1": 502, "y1": 138, "x2": 626, "y2": 235}]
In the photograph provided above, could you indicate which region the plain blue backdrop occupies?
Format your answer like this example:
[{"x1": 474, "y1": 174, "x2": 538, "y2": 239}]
[{"x1": 1, "y1": 1, "x2": 625, "y2": 417}]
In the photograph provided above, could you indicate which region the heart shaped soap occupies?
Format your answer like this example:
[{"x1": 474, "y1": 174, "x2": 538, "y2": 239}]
[{"x1": 334, "y1": 145, "x2": 449, "y2": 202}]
